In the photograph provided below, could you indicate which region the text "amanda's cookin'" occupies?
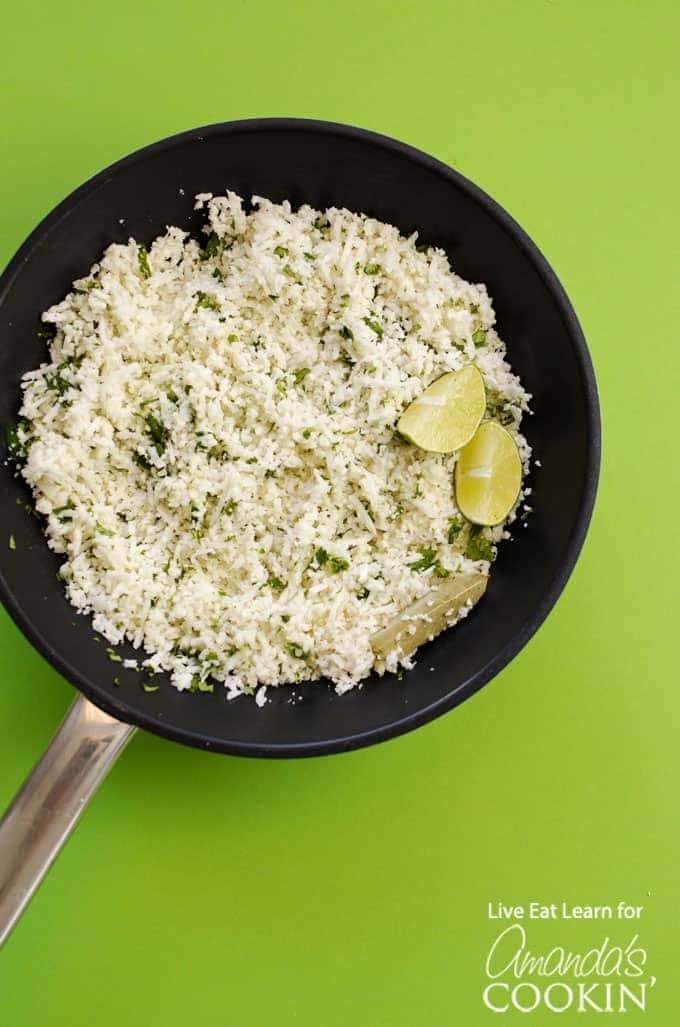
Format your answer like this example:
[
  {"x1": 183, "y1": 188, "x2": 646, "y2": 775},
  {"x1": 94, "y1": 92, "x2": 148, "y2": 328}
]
[{"x1": 482, "y1": 923, "x2": 656, "y2": 1015}]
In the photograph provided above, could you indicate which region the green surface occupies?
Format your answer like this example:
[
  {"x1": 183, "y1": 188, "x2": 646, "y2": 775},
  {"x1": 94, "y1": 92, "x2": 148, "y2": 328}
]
[{"x1": 1, "y1": 1, "x2": 678, "y2": 1023}]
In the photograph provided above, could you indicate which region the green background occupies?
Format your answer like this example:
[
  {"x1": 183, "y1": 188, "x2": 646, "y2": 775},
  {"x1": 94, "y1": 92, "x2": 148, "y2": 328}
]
[{"x1": 1, "y1": 0, "x2": 678, "y2": 1023}]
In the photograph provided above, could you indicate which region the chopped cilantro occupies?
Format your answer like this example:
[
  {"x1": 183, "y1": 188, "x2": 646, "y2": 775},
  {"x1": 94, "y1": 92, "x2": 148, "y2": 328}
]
[
  {"x1": 282, "y1": 265, "x2": 298, "y2": 280},
  {"x1": 472, "y1": 329, "x2": 487, "y2": 347},
  {"x1": 314, "y1": 547, "x2": 348, "y2": 573},
  {"x1": 303, "y1": 252, "x2": 315, "y2": 261},
  {"x1": 294, "y1": 367, "x2": 311, "y2": 385},
  {"x1": 8, "y1": 534, "x2": 16, "y2": 550},
  {"x1": 433, "y1": 563, "x2": 450, "y2": 578},
  {"x1": 363, "y1": 263, "x2": 381, "y2": 275},
  {"x1": 137, "y1": 245, "x2": 151, "y2": 279},
  {"x1": 200, "y1": 233, "x2": 221, "y2": 260},
  {"x1": 360, "y1": 499, "x2": 375, "y2": 522},
  {"x1": 285, "y1": 641, "x2": 309, "y2": 661},
  {"x1": 226, "y1": 645, "x2": 239, "y2": 657},
  {"x1": 273, "y1": 245, "x2": 288, "y2": 258},
  {"x1": 227, "y1": 334, "x2": 238, "y2": 343},
  {"x1": 195, "y1": 291, "x2": 220, "y2": 311},
  {"x1": 143, "y1": 682, "x2": 160, "y2": 693},
  {"x1": 408, "y1": 548, "x2": 438, "y2": 572},
  {"x1": 189, "y1": 675, "x2": 214, "y2": 693},
  {"x1": 95, "y1": 522, "x2": 115, "y2": 537},
  {"x1": 357, "y1": 586, "x2": 370, "y2": 599},
  {"x1": 106, "y1": 647, "x2": 122, "y2": 663},
  {"x1": 302, "y1": 428, "x2": 313, "y2": 439},
  {"x1": 113, "y1": 677, "x2": 120, "y2": 687},
  {"x1": 57, "y1": 353, "x2": 84, "y2": 371},
  {"x1": 4, "y1": 419, "x2": 31, "y2": 463},
  {"x1": 144, "y1": 413, "x2": 169, "y2": 455},
  {"x1": 465, "y1": 526, "x2": 496, "y2": 562},
  {"x1": 281, "y1": 613, "x2": 291, "y2": 623},
  {"x1": 339, "y1": 325, "x2": 354, "y2": 341},
  {"x1": 266, "y1": 574, "x2": 287, "y2": 593},
  {"x1": 224, "y1": 499, "x2": 238, "y2": 514},
  {"x1": 447, "y1": 519, "x2": 464, "y2": 544},
  {"x1": 134, "y1": 451, "x2": 154, "y2": 472},
  {"x1": 45, "y1": 370, "x2": 72, "y2": 397},
  {"x1": 363, "y1": 317, "x2": 383, "y2": 338}
]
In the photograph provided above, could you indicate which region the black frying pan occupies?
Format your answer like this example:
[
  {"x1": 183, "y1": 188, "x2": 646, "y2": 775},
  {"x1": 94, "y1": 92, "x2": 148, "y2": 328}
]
[{"x1": 0, "y1": 119, "x2": 600, "y2": 943}]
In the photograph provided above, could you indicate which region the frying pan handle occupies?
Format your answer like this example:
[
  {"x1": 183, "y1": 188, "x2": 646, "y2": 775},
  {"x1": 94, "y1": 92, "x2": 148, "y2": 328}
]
[{"x1": 0, "y1": 694, "x2": 135, "y2": 946}]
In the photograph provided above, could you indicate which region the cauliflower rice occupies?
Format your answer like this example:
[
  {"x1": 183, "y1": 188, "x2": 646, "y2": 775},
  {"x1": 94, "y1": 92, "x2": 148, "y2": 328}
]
[{"x1": 16, "y1": 192, "x2": 531, "y2": 697}]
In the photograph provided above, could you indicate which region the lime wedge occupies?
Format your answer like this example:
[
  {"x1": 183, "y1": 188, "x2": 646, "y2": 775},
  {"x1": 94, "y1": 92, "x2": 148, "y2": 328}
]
[
  {"x1": 455, "y1": 420, "x2": 522, "y2": 526},
  {"x1": 397, "y1": 364, "x2": 486, "y2": 453},
  {"x1": 371, "y1": 571, "x2": 488, "y2": 665}
]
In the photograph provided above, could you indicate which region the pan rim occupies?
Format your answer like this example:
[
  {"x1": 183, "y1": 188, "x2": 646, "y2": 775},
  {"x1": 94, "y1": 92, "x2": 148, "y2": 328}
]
[{"x1": 0, "y1": 117, "x2": 601, "y2": 758}]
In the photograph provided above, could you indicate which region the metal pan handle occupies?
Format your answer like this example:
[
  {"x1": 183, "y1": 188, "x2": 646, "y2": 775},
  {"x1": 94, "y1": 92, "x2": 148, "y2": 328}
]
[{"x1": 0, "y1": 694, "x2": 135, "y2": 946}]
